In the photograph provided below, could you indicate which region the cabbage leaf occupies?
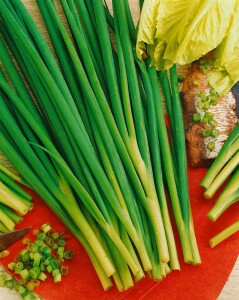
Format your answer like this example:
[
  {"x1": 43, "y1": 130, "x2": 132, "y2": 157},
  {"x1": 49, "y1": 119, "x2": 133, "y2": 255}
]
[
  {"x1": 136, "y1": 0, "x2": 239, "y2": 95},
  {"x1": 208, "y1": 0, "x2": 239, "y2": 95},
  {"x1": 136, "y1": 0, "x2": 161, "y2": 59}
]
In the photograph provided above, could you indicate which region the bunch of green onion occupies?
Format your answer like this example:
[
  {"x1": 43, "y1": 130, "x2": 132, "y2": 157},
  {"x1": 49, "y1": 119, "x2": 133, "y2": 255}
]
[
  {"x1": 0, "y1": 0, "x2": 200, "y2": 291},
  {"x1": 0, "y1": 163, "x2": 32, "y2": 233}
]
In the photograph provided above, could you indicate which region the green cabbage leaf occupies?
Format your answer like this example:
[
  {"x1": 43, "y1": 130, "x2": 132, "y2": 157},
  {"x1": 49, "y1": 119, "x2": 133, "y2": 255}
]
[
  {"x1": 208, "y1": 1, "x2": 239, "y2": 95},
  {"x1": 136, "y1": 0, "x2": 239, "y2": 95}
]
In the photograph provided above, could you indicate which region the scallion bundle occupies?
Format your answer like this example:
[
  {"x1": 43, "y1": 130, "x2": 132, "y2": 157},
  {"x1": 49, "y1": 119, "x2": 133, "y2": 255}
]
[{"x1": 0, "y1": 0, "x2": 200, "y2": 291}]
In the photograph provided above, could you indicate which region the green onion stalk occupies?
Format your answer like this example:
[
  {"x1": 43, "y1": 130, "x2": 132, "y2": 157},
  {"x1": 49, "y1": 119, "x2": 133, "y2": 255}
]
[
  {"x1": 0, "y1": 162, "x2": 29, "y2": 187},
  {"x1": 0, "y1": 169, "x2": 32, "y2": 201},
  {"x1": 170, "y1": 66, "x2": 200, "y2": 264},
  {"x1": 209, "y1": 220, "x2": 239, "y2": 248},
  {"x1": 158, "y1": 66, "x2": 200, "y2": 264},
  {"x1": 0, "y1": 203, "x2": 23, "y2": 224},
  {"x1": 0, "y1": 181, "x2": 30, "y2": 216},
  {"x1": 104, "y1": 0, "x2": 184, "y2": 267},
  {"x1": 111, "y1": 0, "x2": 199, "y2": 264},
  {"x1": 207, "y1": 168, "x2": 239, "y2": 222},
  {"x1": 0, "y1": 222, "x2": 9, "y2": 233},
  {"x1": 135, "y1": 58, "x2": 179, "y2": 270},
  {"x1": 61, "y1": 177, "x2": 140, "y2": 290},
  {"x1": 112, "y1": 0, "x2": 169, "y2": 264}
]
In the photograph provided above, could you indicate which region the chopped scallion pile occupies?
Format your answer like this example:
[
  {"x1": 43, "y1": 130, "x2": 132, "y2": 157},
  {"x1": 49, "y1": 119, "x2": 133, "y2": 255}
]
[{"x1": 2, "y1": 224, "x2": 74, "y2": 298}]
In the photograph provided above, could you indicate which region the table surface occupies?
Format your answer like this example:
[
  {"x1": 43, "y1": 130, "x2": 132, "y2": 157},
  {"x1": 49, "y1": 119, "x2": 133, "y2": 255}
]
[{"x1": 0, "y1": 1, "x2": 238, "y2": 299}]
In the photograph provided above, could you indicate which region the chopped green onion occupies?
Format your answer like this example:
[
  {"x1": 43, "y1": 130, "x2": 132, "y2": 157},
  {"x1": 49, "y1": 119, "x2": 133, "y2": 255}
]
[
  {"x1": 200, "y1": 95, "x2": 208, "y2": 103},
  {"x1": 53, "y1": 272, "x2": 61, "y2": 283},
  {"x1": 37, "y1": 232, "x2": 46, "y2": 241},
  {"x1": 32, "y1": 229, "x2": 40, "y2": 237},
  {"x1": 48, "y1": 257, "x2": 59, "y2": 270},
  {"x1": 29, "y1": 244, "x2": 39, "y2": 253},
  {"x1": 210, "y1": 88, "x2": 218, "y2": 96},
  {"x1": 57, "y1": 247, "x2": 64, "y2": 254},
  {"x1": 15, "y1": 262, "x2": 24, "y2": 274},
  {"x1": 22, "y1": 238, "x2": 31, "y2": 246},
  {"x1": 202, "y1": 128, "x2": 211, "y2": 138},
  {"x1": 207, "y1": 142, "x2": 215, "y2": 151},
  {"x1": 32, "y1": 279, "x2": 40, "y2": 287},
  {"x1": 8, "y1": 262, "x2": 16, "y2": 270},
  {"x1": 5, "y1": 279, "x2": 14, "y2": 289},
  {"x1": 17, "y1": 285, "x2": 27, "y2": 295},
  {"x1": 4, "y1": 274, "x2": 13, "y2": 281},
  {"x1": 197, "y1": 100, "x2": 204, "y2": 110},
  {"x1": 61, "y1": 265, "x2": 68, "y2": 276},
  {"x1": 38, "y1": 272, "x2": 47, "y2": 281},
  {"x1": 52, "y1": 243, "x2": 58, "y2": 251},
  {"x1": 46, "y1": 264, "x2": 52, "y2": 273},
  {"x1": 0, "y1": 250, "x2": 9, "y2": 258},
  {"x1": 41, "y1": 246, "x2": 51, "y2": 258},
  {"x1": 63, "y1": 250, "x2": 74, "y2": 260},
  {"x1": 45, "y1": 236, "x2": 54, "y2": 247},
  {"x1": 204, "y1": 112, "x2": 214, "y2": 121},
  {"x1": 34, "y1": 240, "x2": 44, "y2": 248},
  {"x1": 41, "y1": 223, "x2": 52, "y2": 234},
  {"x1": 203, "y1": 101, "x2": 210, "y2": 111},
  {"x1": 29, "y1": 267, "x2": 41, "y2": 279},
  {"x1": 209, "y1": 96, "x2": 218, "y2": 106},
  {"x1": 201, "y1": 117, "x2": 209, "y2": 124},
  {"x1": 199, "y1": 91, "x2": 207, "y2": 99},
  {"x1": 211, "y1": 129, "x2": 219, "y2": 138},
  {"x1": 26, "y1": 281, "x2": 35, "y2": 292},
  {"x1": 193, "y1": 80, "x2": 199, "y2": 86},
  {"x1": 192, "y1": 113, "x2": 201, "y2": 123},
  {"x1": 209, "y1": 119, "x2": 218, "y2": 127},
  {"x1": 0, "y1": 277, "x2": 5, "y2": 287},
  {"x1": 58, "y1": 239, "x2": 66, "y2": 247},
  {"x1": 52, "y1": 269, "x2": 60, "y2": 278},
  {"x1": 21, "y1": 250, "x2": 31, "y2": 263},
  {"x1": 51, "y1": 232, "x2": 60, "y2": 240},
  {"x1": 40, "y1": 263, "x2": 45, "y2": 272},
  {"x1": 20, "y1": 269, "x2": 30, "y2": 280},
  {"x1": 33, "y1": 253, "x2": 42, "y2": 267}
]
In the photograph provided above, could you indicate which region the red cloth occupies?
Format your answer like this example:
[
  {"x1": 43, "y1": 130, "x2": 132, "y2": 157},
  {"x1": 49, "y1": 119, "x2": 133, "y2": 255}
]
[{"x1": 2, "y1": 167, "x2": 239, "y2": 300}]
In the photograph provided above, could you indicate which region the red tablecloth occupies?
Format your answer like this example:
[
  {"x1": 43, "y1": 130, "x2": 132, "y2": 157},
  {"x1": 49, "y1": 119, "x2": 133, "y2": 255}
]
[{"x1": 2, "y1": 167, "x2": 239, "y2": 300}]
